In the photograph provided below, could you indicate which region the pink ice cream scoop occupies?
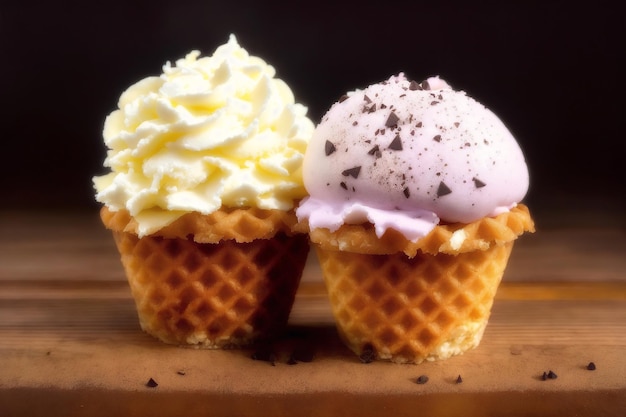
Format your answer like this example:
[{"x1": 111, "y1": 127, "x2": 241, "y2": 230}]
[{"x1": 296, "y1": 74, "x2": 529, "y2": 242}]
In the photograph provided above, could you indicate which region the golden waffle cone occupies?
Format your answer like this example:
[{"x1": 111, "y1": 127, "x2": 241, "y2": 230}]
[
  {"x1": 102, "y1": 206, "x2": 309, "y2": 348},
  {"x1": 305, "y1": 205, "x2": 534, "y2": 363}
]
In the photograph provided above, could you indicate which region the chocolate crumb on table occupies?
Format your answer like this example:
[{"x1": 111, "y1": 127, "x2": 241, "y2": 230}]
[
  {"x1": 587, "y1": 362, "x2": 596, "y2": 370},
  {"x1": 416, "y1": 375, "x2": 429, "y2": 385},
  {"x1": 146, "y1": 378, "x2": 158, "y2": 388},
  {"x1": 541, "y1": 370, "x2": 558, "y2": 381},
  {"x1": 456, "y1": 375, "x2": 463, "y2": 384}
]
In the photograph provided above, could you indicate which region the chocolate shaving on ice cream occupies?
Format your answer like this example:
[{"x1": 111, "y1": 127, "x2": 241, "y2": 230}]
[
  {"x1": 368, "y1": 145, "x2": 382, "y2": 158},
  {"x1": 297, "y1": 73, "x2": 529, "y2": 243},
  {"x1": 473, "y1": 178, "x2": 487, "y2": 188},
  {"x1": 325, "y1": 140, "x2": 336, "y2": 156},
  {"x1": 342, "y1": 167, "x2": 362, "y2": 178},
  {"x1": 388, "y1": 135, "x2": 403, "y2": 150},
  {"x1": 385, "y1": 111, "x2": 400, "y2": 128},
  {"x1": 437, "y1": 182, "x2": 452, "y2": 197}
]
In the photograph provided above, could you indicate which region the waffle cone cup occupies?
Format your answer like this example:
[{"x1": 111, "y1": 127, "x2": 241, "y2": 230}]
[
  {"x1": 101, "y1": 206, "x2": 309, "y2": 348},
  {"x1": 297, "y1": 204, "x2": 534, "y2": 363}
]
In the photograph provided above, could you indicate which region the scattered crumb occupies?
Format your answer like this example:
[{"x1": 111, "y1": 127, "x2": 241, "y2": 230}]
[
  {"x1": 416, "y1": 375, "x2": 429, "y2": 385},
  {"x1": 542, "y1": 370, "x2": 558, "y2": 381}
]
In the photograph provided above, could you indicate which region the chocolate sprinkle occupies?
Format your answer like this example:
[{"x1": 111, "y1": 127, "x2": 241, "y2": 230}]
[
  {"x1": 403, "y1": 187, "x2": 410, "y2": 198},
  {"x1": 146, "y1": 378, "x2": 158, "y2": 388},
  {"x1": 388, "y1": 134, "x2": 403, "y2": 150},
  {"x1": 368, "y1": 145, "x2": 382, "y2": 158},
  {"x1": 437, "y1": 182, "x2": 452, "y2": 197},
  {"x1": 364, "y1": 95, "x2": 372, "y2": 103},
  {"x1": 416, "y1": 375, "x2": 429, "y2": 385},
  {"x1": 587, "y1": 362, "x2": 596, "y2": 370},
  {"x1": 456, "y1": 375, "x2": 463, "y2": 384},
  {"x1": 473, "y1": 177, "x2": 487, "y2": 188},
  {"x1": 340, "y1": 182, "x2": 347, "y2": 190},
  {"x1": 359, "y1": 344, "x2": 376, "y2": 363},
  {"x1": 385, "y1": 111, "x2": 400, "y2": 128},
  {"x1": 433, "y1": 135, "x2": 442, "y2": 142},
  {"x1": 325, "y1": 140, "x2": 336, "y2": 156},
  {"x1": 342, "y1": 166, "x2": 361, "y2": 178}
]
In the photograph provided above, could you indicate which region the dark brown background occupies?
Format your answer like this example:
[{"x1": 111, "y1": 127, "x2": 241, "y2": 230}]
[{"x1": 1, "y1": 1, "x2": 623, "y2": 227}]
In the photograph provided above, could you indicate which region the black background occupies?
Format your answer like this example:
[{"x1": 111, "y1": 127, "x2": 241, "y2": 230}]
[{"x1": 1, "y1": 1, "x2": 623, "y2": 226}]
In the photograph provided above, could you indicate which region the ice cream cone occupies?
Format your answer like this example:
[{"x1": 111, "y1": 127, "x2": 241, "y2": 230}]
[
  {"x1": 93, "y1": 36, "x2": 316, "y2": 348},
  {"x1": 102, "y1": 206, "x2": 309, "y2": 348},
  {"x1": 295, "y1": 73, "x2": 535, "y2": 363},
  {"x1": 304, "y1": 205, "x2": 534, "y2": 363}
]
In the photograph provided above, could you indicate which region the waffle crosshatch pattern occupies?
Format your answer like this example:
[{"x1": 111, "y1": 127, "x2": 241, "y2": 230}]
[
  {"x1": 317, "y1": 243, "x2": 513, "y2": 363},
  {"x1": 102, "y1": 207, "x2": 309, "y2": 348},
  {"x1": 311, "y1": 205, "x2": 534, "y2": 363}
]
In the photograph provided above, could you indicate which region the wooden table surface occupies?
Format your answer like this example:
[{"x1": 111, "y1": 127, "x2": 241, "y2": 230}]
[{"x1": 1, "y1": 211, "x2": 625, "y2": 416}]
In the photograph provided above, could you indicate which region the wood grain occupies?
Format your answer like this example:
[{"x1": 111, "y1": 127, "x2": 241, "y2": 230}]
[{"x1": 1, "y1": 211, "x2": 625, "y2": 416}]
